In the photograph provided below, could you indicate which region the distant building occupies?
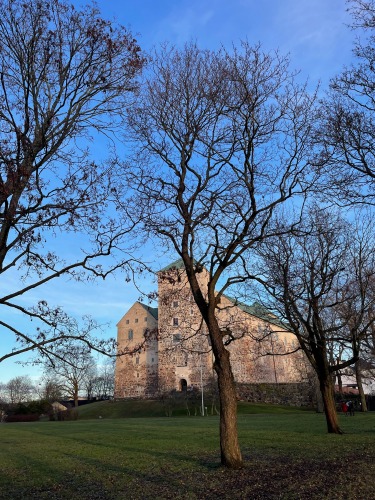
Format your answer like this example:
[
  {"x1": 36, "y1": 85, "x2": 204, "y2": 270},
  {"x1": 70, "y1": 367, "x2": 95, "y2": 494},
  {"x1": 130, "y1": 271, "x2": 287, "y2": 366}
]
[{"x1": 114, "y1": 259, "x2": 302, "y2": 399}]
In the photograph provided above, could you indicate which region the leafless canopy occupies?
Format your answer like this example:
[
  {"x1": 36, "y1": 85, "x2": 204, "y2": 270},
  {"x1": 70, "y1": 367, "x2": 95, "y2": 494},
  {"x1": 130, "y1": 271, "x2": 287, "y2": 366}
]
[
  {"x1": 319, "y1": 0, "x2": 375, "y2": 204},
  {"x1": 0, "y1": 1, "x2": 144, "y2": 362},
  {"x1": 257, "y1": 206, "x2": 375, "y2": 432},
  {"x1": 125, "y1": 42, "x2": 319, "y2": 468},
  {"x1": 126, "y1": 42, "x2": 318, "y2": 289}
]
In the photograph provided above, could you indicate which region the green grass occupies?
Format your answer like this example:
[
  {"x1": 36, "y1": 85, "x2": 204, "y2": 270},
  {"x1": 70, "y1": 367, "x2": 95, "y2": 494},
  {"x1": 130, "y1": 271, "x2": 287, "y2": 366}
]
[
  {"x1": 0, "y1": 409, "x2": 374, "y2": 499},
  {"x1": 75, "y1": 399, "x2": 312, "y2": 419}
]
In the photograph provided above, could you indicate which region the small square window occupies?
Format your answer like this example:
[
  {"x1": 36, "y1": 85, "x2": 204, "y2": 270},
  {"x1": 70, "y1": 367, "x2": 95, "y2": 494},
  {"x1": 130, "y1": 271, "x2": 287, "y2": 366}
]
[
  {"x1": 173, "y1": 318, "x2": 179, "y2": 326},
  {"x1": 135, "y1": 318, "x2": 138, "y2": 323},
  {"x1": 173, "y1": 301, "x2": 179, "y2": 308},
  {"x1": 173, "y1": 333, "x2": 181, "y2": 343},
  {"x1": 128, "y1": 330, "x2": 133, "y2": 340},
  {"x1": 144, "y1": 317, "x2": 148, "y2": 322}
]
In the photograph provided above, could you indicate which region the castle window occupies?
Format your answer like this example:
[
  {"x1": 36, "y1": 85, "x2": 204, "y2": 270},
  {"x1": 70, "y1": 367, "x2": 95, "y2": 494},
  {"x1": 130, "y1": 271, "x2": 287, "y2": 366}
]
[
  {"x1": 144, "y1": 317, "x2": 148, "y2": 322},
  {"x1": 126, "y1": 319, "x2": 129, "y2": 324},
  {"x1": 135, "y1": 318, "x2": 138, "y2": 323},
  {"x1": 128, "y1": 330, "x2": 133, "y2": 340},
  {"x1": 173, "y1": 317, "x2": 179, "y2": 326},
  {"x1": 136, "y1": 357, "x2": 139, "y2": 365},
  {"x1": 173, "y1": 333, "x2": 181, "y2": 343},
  {"x1": 173, "y1": 301, "x2": 179, "y2": 308},
  {"x1": 177, "y1": 351, "x2": 188, "y2": 367}
]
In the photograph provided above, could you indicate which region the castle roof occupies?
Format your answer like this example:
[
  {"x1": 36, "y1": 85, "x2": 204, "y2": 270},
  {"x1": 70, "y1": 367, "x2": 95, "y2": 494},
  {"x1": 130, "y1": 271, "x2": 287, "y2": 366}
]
[
  {"x1": 139, "y1": 302, "x2": 158, "y2": 320},
  {"x1": 224, "y1": 296, "x2": 289, "y2": 331},
  {"x1": 158, "y1": 258, "x2": 185, "y2": 272}
]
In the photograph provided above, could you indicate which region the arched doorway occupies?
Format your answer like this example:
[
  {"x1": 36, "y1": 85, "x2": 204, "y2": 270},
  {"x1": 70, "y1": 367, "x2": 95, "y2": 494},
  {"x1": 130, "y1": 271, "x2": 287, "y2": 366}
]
[{"x1": 180, "y1": 378, "x2": 187, "y2": 392}]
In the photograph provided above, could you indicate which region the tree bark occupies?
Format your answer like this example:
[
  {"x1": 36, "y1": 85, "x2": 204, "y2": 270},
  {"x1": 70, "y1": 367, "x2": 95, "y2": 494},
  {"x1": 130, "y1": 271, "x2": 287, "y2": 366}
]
[
  {"x1": 73, "y1": 381, "x2": 79, "y2": 408},
  {"x1": 355, "y1": 361, "x2": 368, "y2": 412},
  {"x1": 184, "y1": 262, "x2": 243, "y2": 468},
  {"x1": 336, "y1": 359, "x2": 343, "y2": 394},
  {"x1": 319, "y1": 377, "x2": 343, "y2": 434},
  {"x1": 214, "y1": 347, "x2": 243, "y2": 469}
]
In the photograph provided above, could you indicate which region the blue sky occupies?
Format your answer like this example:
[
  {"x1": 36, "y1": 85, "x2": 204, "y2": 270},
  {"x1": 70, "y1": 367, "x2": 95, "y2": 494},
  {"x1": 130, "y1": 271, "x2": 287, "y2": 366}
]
[
  {"x1": 0, "y1": 0, "x2": 356, "y2": 384},
  {"x1": 96, "y1": 0, "x2": 354, "y2": 84}
]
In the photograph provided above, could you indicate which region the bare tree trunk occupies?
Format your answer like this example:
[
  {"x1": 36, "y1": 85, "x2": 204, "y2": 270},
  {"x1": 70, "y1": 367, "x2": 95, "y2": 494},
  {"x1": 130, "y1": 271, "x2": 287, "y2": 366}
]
[
  {"x1": 186, "y1": 266, "x2": 243, "y2": 469},
  {"x1": 355, "y1": 361, "x2": 368, "y2": 412},
  {"x1": 314, "y1": 381, "x2": 324, "y2": 413},
  {"x1": 334, "y1": 358, "x2": 343, "y2": 394},
  {"x1": 73, "y1": 381, "x2": 79, "y2": 408},
  {"x1": 214, "y1": 347, "x2": 243, "y2": 469},
  {"x1": 337, "y1": 371, "x2": 343, "y2": 394},
  {"x1": 319, "y1": 377, "x2": 343, "y2": 434}
]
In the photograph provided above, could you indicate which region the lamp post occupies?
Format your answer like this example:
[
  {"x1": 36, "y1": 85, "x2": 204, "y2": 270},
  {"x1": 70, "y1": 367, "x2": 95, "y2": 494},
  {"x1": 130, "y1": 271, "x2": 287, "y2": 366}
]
[
  {"x1": 269, "y1": 330, "x2": 278, "y2": 384},
  {"x1": 200, "y1": 351, "x2": 205, "y2": 416}
]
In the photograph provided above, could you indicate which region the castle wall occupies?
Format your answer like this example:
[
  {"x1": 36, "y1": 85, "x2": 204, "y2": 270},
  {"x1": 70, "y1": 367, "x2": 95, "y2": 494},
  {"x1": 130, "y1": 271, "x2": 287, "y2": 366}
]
[
  {"x1": 157, "y1": 267, "x2": 214, "y2": 393},
  {"x1": 114, "y1": 302, "x2": 158, "y2": 398},
  {"x1": 156, "y1": 266, "x2": 301, "y2": 393},
  {"x1": 115, "y1": 262, "x2": 303, "y2": 399}
]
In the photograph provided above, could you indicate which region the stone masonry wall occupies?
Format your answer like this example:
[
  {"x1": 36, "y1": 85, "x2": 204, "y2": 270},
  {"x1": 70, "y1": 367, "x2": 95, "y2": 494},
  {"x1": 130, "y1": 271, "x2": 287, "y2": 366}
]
[
  {"x1": 115, "y1": 263, "x2": 306, "y2": 400},
  {"x1": 114, "y1": 302, "x2": 158, "y2": 398}
]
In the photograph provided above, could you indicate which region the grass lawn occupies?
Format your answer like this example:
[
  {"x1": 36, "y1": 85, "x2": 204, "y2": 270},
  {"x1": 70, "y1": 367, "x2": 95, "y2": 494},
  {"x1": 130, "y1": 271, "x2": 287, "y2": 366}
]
[{"x1": 0, "y1": 406, "x2": 374, "y2": 499}]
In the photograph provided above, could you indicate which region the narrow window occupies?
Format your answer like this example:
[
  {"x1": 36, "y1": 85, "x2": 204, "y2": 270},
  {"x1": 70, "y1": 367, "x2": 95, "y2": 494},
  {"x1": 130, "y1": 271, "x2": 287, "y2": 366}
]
[
  {"x1": 128, "y1": 329, "x2": 133, "y2": 340},
  {"x1": 126, "y1": 319, "x2": 129, "y2": 324},
  {"x1": 173, "y1": 317, "x2": 179, "y2": 326},
  {"x1": 135, "y1": 318, "x2": 138, "y2": 323},
  {"x1": 144, "y1": 317, "x2": 148, "y2": 322},
  {"x1": 177, "y1": 352, "x2": 188, "y2": 367},
  {"x1": 136, "y1": 356, "x2": 139, "y2": 365}
]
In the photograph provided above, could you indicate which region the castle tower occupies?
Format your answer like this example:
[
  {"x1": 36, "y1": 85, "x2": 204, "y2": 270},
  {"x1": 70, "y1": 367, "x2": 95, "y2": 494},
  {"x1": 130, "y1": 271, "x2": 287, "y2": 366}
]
[
  {"x1": 156, "y1": 259, "x2": 214, "y2": 393},
  {"x1": 114, "y1": 302, "x2": 158, "y2": 398},
  {"x1": 114, "y1": 259, "x2": 302, "y2": 400}
]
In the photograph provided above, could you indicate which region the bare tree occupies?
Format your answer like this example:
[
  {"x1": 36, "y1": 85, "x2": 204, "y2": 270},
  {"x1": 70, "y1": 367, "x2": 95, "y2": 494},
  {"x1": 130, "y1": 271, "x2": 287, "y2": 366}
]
[
  {"x1": 257, "y1": 207, "x2": 375, "y2": 433},
  {"x1": 5, "y1": 375, "x2": 34, "y2": 404},
  {"x1": 124, "y1": 42, "x2": 318, "y2": 467},
  {"x1": 41, "y1": 345, "x2": 94, "y2": 406},
  {"x1": 91, "y1": 359, "x2": 115, "y2": 399},
  {"x1": 36, "y1": 375, "x2": 64, "y2": 402},
  {"x1": 0, "y1": 0, "x2": 144, "y2": 363},
  {"x1": 350, "y1": 277, "x2": 375, "y2": 409},
  {"x1": 320, "y1": 0, "x2": 375, "y2": 204}
]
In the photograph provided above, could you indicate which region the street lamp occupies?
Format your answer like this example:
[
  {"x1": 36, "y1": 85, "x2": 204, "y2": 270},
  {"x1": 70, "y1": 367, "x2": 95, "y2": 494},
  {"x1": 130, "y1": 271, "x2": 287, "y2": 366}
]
[{"x1": 200, "y1": 351, "x2": 205, "y2": 416}]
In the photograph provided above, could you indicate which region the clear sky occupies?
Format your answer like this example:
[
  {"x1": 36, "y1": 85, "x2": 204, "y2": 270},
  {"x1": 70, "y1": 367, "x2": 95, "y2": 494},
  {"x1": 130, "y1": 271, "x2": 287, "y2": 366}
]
[{"x1": 0, "y1": 0, "x2": 356, "y2": 384}]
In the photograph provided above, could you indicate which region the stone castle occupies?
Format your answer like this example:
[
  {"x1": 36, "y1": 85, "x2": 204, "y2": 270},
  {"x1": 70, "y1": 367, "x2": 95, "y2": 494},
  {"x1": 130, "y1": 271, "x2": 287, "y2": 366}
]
[{"x1": 114, "y1": 259, "x2": 302, "y2": 399}]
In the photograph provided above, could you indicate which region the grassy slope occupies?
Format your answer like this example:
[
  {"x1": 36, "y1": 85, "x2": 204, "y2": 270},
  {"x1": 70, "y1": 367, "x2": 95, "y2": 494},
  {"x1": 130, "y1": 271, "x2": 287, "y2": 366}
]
[
  {"x1": 75, "y1": 399, "x2": 311, "y2": 419},
  {"x1": 0, "y1": 409, "x2": 374, "y2": 499}
]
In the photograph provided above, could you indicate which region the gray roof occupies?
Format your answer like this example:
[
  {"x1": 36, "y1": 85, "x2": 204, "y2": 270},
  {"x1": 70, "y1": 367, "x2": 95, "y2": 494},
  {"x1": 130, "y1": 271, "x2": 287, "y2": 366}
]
[
  {"x1": 158, "y1": 258, "x2": 186, "y2": 272},
  {"x1": 139, "y1": 302, "x2": 158, "y2": 320},
  {"x1": 223, "y1": 295, "x2": 289, "y2": 331}
]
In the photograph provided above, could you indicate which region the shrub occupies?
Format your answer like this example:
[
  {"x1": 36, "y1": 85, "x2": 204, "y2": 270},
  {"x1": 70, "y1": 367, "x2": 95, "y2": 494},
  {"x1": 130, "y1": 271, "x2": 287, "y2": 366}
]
[{"x1": 6, "y1": 413, "x2": 40, "y2": 422}]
